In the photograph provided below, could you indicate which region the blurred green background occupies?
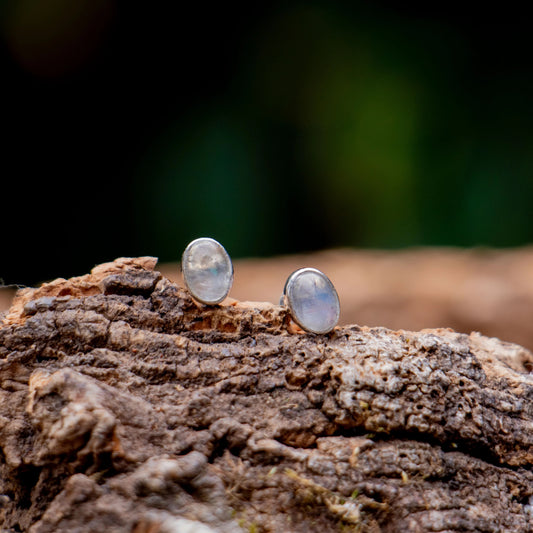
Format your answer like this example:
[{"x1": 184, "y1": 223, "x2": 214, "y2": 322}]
[{"x1": 2, "y1": 1, "x2": 533, "y2": 284}]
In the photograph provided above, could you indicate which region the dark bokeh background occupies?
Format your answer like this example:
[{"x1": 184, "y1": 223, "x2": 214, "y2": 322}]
[{"x1": 2, "y1": 1, "x2": 533, "y2": 286}]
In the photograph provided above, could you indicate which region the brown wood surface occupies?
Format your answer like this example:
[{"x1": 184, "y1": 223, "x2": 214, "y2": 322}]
[
  {"x1": 163, "y1": 247, "x2": 533, "y2": 352},
  {"x1": 0, "y1": 256, "x2": 532, "y2": 532},
  {"x1": 4, "y1": 247, "x2": 533, "y2": 351}
]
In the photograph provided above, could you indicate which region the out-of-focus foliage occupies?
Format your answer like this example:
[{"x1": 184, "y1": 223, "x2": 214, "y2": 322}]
[
  {"x1": 135, "y1": 5, "x2": 533, "y2": 257},
  {"x1": 2, "y1": 2, "x2": 533, "y2": 284}
]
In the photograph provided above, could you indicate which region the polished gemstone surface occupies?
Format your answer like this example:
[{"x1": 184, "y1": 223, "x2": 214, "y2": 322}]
[
  {"x1": 182, "y1": 238, "x2": 233, "y2": 304},
  {"x1": 284, "y1": 268, "x2": 340, "y2": 334}
]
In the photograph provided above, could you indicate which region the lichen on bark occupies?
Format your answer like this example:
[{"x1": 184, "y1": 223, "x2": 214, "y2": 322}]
[{"x1": 0, "y1": 257, "x2": 532, "y2": 532}]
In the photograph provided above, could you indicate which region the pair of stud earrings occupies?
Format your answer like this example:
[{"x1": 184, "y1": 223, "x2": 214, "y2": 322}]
[{"x1": 181, "y1": 237, "x2": 340, "y2": 334}]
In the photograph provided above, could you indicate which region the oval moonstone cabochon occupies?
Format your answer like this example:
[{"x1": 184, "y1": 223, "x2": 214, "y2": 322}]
[
  {"x1": 284, "y1": 268, "x2": 340, "y2": 334},
  {"x1": 181, "y1": 238, "x2": 233, "y2": 305}
]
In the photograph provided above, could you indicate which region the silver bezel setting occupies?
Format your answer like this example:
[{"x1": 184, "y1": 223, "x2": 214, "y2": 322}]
[
  {"x1": 282, "y1": 267, "x2": 340, "y2": 334},
  {"x1": 181, "y1": 237, "x2": 234, "y2": 305}
]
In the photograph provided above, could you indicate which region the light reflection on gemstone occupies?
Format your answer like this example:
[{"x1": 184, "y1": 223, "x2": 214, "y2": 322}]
[
  {"x1": 284, "y1": 268, "x2": 340, "y2": 334},
  {"x1": 181, "y1": 238, "x2": 233, "y2": 304}
]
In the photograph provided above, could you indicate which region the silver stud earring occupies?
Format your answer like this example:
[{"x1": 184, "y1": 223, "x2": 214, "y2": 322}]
[
  {"x1": 181, "y1": 237, "x2": 234, "y2": 305},
  {"x1": 281, "y1": 268, "x2": 340, "y2": 334}
]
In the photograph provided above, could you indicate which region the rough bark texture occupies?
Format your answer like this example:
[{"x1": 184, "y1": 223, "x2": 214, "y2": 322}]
[
  {"x1": 1, "y1": 257, "x2": 532, "y2": 532},
  {"x1": 6, "y1": 247, "x2": 533, "y2": 352}
]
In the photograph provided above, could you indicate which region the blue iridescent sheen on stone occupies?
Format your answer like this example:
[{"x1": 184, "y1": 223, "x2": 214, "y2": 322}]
[
  {"x1": 181, "y1": 238, "x2": 233, "y2": 305},
  {"x1": 284, "y1": 268, "x2": 340, "y2": 334}
]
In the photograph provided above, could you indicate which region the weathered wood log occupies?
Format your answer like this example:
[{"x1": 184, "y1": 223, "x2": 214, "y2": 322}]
[
  {"x1": 5, "y1": 247, "x2": 533, "y2": 350},
  {"x1": 0, "y1": 257, "x2": 532, "y2": 532}
]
